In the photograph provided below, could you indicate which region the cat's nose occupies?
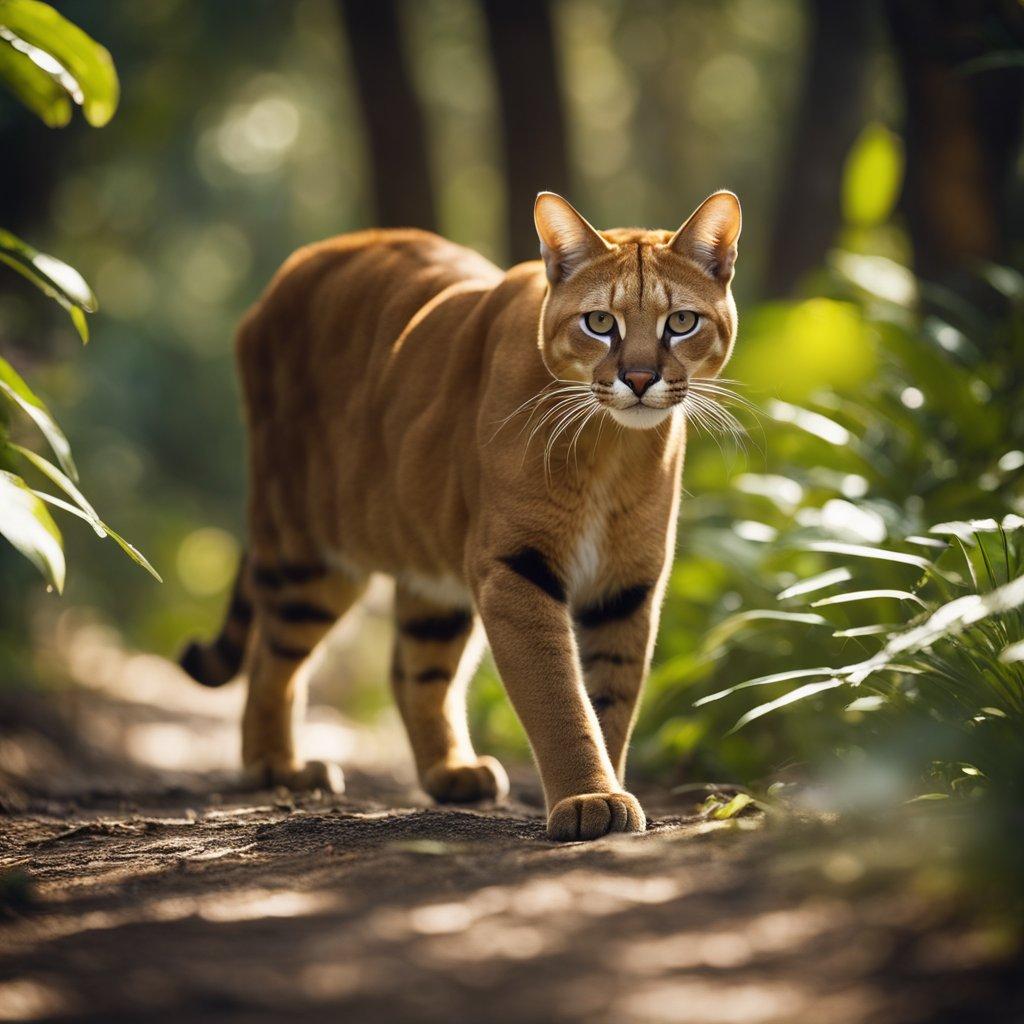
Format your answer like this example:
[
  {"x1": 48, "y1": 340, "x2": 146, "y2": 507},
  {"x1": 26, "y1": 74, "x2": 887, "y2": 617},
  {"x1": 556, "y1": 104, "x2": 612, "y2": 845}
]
[{"x1": 621, "y1": 368, "x2": 659, "y2": 396}]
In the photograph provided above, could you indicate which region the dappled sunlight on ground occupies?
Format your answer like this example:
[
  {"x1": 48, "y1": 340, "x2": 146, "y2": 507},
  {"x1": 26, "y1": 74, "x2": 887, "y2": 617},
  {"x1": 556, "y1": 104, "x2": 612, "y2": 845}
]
[{"x1": 0, "y1": 638, "x2": 1021, "y2": 1022}]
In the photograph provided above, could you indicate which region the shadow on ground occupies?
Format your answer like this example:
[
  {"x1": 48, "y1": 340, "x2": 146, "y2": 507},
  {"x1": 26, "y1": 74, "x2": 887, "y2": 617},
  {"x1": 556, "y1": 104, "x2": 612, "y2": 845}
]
[{"x1": 0, "y1": 634, "x2": 1021, "y2": 1023}]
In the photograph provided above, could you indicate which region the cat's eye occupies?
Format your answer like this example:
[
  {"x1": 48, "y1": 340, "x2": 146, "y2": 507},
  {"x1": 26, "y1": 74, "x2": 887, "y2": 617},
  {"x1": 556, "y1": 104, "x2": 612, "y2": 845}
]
[
  {"x1": 581, "y1": 310, "x2": 616, "y2": 340},
  {"x1": 665, "y1": 310, "x2": 700, "y2": 342}
]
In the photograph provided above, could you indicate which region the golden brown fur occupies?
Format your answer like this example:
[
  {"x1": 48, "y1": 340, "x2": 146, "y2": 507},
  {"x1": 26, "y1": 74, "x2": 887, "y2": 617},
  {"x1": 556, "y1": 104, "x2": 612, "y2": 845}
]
[{"x1": 181, "y1": 191, "x2": 741, "y2": 840}]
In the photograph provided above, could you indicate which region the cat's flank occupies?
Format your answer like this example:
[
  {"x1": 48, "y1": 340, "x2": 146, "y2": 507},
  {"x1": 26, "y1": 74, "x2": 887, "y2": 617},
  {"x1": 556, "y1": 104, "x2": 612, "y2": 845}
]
[{"x1": 181, "y1": 190, "x2": 741, "y2": 841}]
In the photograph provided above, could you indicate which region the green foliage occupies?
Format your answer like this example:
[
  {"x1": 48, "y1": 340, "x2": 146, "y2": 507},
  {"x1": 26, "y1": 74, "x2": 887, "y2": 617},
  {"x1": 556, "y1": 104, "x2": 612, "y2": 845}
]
[
  {"x1": 0, "y1": 0, "x2": 118, "y2": 127},
  {"x1": 640, "y1": 258, "x2": 1024, "y2": 800},
  {"x1": 0, "y1": 2, "x2": 154, "y2": 592}
]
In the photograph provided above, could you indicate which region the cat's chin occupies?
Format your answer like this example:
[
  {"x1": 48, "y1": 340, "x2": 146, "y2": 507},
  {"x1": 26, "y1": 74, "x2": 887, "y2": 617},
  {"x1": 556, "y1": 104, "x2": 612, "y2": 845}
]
[{"x1": 606, "y1": 404, "x2": 675, "y2": 430}]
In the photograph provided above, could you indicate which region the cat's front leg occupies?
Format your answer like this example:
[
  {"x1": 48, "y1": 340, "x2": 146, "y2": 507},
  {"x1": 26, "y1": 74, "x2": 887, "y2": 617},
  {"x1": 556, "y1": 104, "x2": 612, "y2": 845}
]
[{"x1": 472, "y1": 546, "x2": 646, "y2": 841}]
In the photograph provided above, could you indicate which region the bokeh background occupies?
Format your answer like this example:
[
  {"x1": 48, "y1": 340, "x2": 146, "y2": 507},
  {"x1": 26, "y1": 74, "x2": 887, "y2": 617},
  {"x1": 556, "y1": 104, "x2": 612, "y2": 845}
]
[{"x1": 1, "y1": 0, "x2": 1023, "y2": 812}]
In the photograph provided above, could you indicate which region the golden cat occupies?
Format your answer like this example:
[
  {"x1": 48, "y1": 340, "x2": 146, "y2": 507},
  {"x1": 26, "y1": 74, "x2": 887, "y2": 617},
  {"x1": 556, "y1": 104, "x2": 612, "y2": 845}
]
[{"x1": 180, "y1": 190, "x2": 741, "y2": 841}]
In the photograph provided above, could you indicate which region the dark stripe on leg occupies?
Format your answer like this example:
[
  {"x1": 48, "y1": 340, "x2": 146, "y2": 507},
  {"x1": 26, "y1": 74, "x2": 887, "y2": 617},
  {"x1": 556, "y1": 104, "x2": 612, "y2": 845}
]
[
  {"x1": 590, "y1": 694, "x2": 617, "y2": 713},
  {"x1": 274, "y1": 601, "x2": 336, "y2": 625},
  {"x1": 414, "y1": 668, "x2": 451, "y2": 684},
  {"x1": 267, "y1": 638, "x2": 310, "y2": 661},
  {"x1": 228, "y1": 592, "x2": 253, "y2": 626},
  {"x1": 400, "y1": 610, "x2": 472, "y2": 643},
  {"x1": 253, "y1": 563, "x2": 328, "y2": 589},
  {"x1": 575, "y1": 584, "x2": 652, "y2": 629},
  {"x1": 213, "y1": 633, "x2": 244, "y2": 669},
  {"x1": 500, "y1": 547, "x2": 566, "y2": 603},
  {"x1": 581, "y1": 651, "x2": 638, "y2": 670}
]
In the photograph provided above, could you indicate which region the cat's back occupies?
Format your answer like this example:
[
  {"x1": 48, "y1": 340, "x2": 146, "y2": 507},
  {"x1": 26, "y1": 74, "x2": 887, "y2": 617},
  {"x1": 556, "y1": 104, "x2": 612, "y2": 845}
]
[{"x1": 238, "y1": 228, "x2": 502, "y2": 363}]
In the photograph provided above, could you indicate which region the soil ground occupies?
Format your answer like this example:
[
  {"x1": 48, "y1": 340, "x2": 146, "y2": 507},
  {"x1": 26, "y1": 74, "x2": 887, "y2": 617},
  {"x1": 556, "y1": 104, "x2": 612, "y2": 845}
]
[{"x1": 0, "y1": 626, "x2": 1021, "y2": 1023}]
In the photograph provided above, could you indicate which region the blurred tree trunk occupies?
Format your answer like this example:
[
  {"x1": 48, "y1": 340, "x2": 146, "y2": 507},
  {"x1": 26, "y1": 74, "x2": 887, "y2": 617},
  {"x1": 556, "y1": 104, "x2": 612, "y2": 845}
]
[
  {"x1": 763, "y1": 0, "x2": 873, "y2": 297},
  {"x1": 884, "y1": 0, "x2": 1024, "y2": 288},
  {"x1": 482, "y1": 0, "x2": 571, "y2": 265},
  {"x1": 337, "y1": 0, "x2": 436, "y2": 230}
]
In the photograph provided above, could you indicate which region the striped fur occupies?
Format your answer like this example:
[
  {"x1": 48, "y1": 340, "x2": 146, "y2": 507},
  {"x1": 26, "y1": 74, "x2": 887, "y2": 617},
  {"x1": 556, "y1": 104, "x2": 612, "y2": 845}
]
[{"x1": 180, "y1": 190, "x2": 741, "y2": 841}]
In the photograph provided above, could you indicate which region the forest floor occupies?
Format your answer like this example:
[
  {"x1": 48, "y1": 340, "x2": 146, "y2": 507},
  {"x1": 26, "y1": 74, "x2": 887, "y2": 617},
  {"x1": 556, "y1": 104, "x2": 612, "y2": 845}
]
[{"x1": 1, "y1": 622, "x2": 1022, "y2": 1023}]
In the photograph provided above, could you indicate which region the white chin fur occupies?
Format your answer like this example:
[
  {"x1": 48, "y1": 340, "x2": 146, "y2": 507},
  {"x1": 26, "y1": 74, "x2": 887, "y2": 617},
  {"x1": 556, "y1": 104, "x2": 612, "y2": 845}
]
[{"x1": 607, "y1": 405, "x2": 674, "y2": 430}]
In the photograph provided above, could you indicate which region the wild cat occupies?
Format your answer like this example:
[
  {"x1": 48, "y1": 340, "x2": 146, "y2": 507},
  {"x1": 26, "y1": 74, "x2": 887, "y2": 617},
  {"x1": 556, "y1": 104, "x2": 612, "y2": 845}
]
[{"x1": 180, "y1": 190, "x2": 741, "y2": 841}]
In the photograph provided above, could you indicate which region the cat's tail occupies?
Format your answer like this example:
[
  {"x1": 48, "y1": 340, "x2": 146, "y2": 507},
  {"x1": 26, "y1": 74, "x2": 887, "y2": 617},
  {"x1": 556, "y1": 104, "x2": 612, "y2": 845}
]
[{"x1": 179, "y1": 555, "x2": 252, "y2": 687}]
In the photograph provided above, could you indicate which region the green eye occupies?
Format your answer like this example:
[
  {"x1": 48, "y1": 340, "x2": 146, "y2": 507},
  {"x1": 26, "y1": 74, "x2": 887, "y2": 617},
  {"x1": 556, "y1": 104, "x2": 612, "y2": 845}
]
[
  {"x1": 582, "y1": 310, "x2": 616, "y2": 337},
  {"x1": 666, "y1": 310, "x2": 699, "y2": 339}
]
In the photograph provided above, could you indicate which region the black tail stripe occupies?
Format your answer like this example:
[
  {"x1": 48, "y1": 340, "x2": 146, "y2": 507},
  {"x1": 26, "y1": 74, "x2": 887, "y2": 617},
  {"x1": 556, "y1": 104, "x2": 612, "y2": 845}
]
[
  {"x1": 500, "y1": 547, "x2": 566, "y2": 603},
  {"x1": 267, "y1": 638, "x2": 310, "y2": 660},
  {"x1": 576, "y1": 584, "x2": 652, "y2": 629},
  {"x1": 274, "y1": 601, "x2": 336, "y2": 625},
  {"x1": 400, "y1": 611, "x2": 472, "y2": 643},
  {"x1": 590, "y1": 693, "x2": 617, "y2": 713},
  {"x1": 414, "y1": 668, "x2": 451, "y2": 683},
  {"x1": 253, "y1": 563, "x2": 328, "y2": 588}
]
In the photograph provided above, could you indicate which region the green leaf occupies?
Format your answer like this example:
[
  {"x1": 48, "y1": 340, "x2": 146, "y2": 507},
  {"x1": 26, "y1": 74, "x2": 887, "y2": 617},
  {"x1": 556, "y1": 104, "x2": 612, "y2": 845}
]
[
  {"x1": 0, "y1": 356, "x2": 75, "y2": 478},
  {"x1": 703, "y1": 609, "x2": 829, "y2": 652},
  {"x1": 812, "y1": 589, "x2": 927, "y2": 608},
  {"x1": 710, "y1": 793, "x2": 754, "y2": 820},
  {"x1": 0, "y1": 0, "x2": 119, "y2": 126},
  {"x1": 776, "y1": 567, "x2": 852, "y2": 601},
  {"x1": 10, "y1": 442, "x2": 98, "y2": 526},
  {"x1": 694, "y1": 667, "x2": 836, "y2": 707},
  {"x1": 32, "y1": 489, "x2": 162, "y2": 582},
  {"x1": 842, "y1": 123, "x2": 904, "y2": 228},
  {"x1": 0, "y1": 27, "x2": 69, "y2": 124},
  {"x1": 727, "y1": 678, "x2": 845, "y2": 734},
  {"x1": 0, "y1": 228, "x2": 96, "y2": 338},
  {"x1": 832, "y1": 624, "x2": 895, "y2": 638},
  {"x1": 0, "y1": 468, "x2": 63, "y2": 590},
  {"x1": 805, "y1": 541, "x2": 933, "y2": 571}
]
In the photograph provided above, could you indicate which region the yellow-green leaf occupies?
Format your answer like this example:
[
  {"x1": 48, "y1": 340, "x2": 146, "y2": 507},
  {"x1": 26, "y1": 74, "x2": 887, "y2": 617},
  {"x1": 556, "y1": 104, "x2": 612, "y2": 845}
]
[
  {"x1": 0, "y1": 468, "x2": 64, "y2": 591},
  {"x1": 842, "y1": 122, "x2": 904, "y2": 228}
]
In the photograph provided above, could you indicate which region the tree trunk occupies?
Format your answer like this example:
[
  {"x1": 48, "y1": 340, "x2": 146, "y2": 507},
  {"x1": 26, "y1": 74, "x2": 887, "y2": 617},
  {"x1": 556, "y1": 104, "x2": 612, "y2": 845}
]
[
  {"x1": 336, "y1": 0, "x2": 436, "y2": 231},
  {"x1": 763, "y1": 0, "x2": 874, "y2": 297},
  {"x1": 884, "y1": 0, "x2": 1024, "y2": 289},
  {"x1": 482, "y1": 0, "x2": 571, "y2": 265}
]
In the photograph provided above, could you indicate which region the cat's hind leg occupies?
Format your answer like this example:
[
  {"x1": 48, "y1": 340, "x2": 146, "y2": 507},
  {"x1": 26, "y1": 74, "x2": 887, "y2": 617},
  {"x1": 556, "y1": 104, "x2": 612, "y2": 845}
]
[
  {"x1": 241, "y1": 561, "x2": 366, "y2": 792},
  {"x1": 391, "y1": 586, "x2": 508, "y2": 803}
]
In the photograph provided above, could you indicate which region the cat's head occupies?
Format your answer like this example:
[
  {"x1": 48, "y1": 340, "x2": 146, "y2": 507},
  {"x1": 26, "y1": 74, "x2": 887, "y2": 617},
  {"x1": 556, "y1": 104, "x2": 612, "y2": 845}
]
[{"x1": 534, "y1": 190, "x2": 741, "y2": 430}]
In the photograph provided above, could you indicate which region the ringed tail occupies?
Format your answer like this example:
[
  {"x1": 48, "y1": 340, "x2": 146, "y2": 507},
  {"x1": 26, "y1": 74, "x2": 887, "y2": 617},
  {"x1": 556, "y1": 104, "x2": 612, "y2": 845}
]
[{"x1": 179, "y1": 556, "x2": 252, "y2": 687}]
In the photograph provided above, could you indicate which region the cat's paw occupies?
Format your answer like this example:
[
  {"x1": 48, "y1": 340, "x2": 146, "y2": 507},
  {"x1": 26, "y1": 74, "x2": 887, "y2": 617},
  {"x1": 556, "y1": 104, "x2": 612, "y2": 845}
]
[
  {"x1": 422, "y1": 756, "x2": 510, "y2": 803},
  {"x1": 241, "y1": 758, "x2": 345, "y2": 794},
  {"x1": 547, "y1": 791, "x2": 646, "y2": 842}
]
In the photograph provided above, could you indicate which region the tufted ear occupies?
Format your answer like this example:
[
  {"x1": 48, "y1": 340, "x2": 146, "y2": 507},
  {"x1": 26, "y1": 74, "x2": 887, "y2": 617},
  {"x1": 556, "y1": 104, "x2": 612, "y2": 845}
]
[
  {"x1": 668, "y1": 190, "x2": 742, "y2": 282},
  {"x1": 534, "y1": 192, "x2": 612, "y2": 284}
]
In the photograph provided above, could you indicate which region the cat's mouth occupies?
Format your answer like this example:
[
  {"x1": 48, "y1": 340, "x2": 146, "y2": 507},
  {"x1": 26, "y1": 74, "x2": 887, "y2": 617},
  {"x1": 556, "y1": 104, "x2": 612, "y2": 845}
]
[{"x1": 603, "y1": 401, "x2": 677, "y2": 430}]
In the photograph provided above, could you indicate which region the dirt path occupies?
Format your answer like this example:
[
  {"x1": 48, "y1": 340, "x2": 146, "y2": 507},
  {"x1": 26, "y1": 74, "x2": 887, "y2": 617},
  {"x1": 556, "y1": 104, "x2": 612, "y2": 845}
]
[{"x1": 1, "y1": 627, "x2": 1021, "y2": 1023}]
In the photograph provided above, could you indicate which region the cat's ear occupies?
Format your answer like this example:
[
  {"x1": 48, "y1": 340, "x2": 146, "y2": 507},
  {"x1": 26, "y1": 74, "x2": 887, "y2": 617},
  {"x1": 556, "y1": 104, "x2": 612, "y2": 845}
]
[
  {"x1": 534, "y1": 192, "x2": 611, "y2": 284},
  {"x1": 668, "y1": 190, "x2": 741, "y2": 283}
]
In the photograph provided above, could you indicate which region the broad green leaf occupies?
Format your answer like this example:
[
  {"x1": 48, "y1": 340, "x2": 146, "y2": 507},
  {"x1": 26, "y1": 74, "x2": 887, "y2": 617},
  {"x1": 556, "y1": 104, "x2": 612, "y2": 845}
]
[
  {"x1": 703, "y1": 609, "x2": 828, "y2": 652},
  {"x1": 777, "y1": 567, "x2": 852, "y2": 601},
  {"x1": 806, "y1": 541, "x2": 932, "y2": 571},
  {"x1": 0, "y1": 26, "x2": 69, "y2": 124},
  {"x1": 767, "y1": 399, "x2": 850, "y2": 445},
  {"x1": 0, "y1": 0, "x2": 119, "y2": 126},
  {"x1": 842, "y1": 123, "x2": 904, "y2": 228},
  {"x1": 0, "y1": 356, "x2": 75, "y2": 478},
  {"x1": 0, "y1": 228, "x2": 96, "y2": 338},
  {"x1": 812, "y1": 589, "x2": 927, "y2": 608},
  {"x1": 694, "y1": 667, "x2": 835, "y2": 707},
  {"x1": 728, "y1": 678, "x2": 845, "y2": 734},
  {"x1": 0, "y1": 468, "x2": 63, "y2": 590},
  {"x1": 33, "y1": 490, "x2": 162, "y2": 582}
]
